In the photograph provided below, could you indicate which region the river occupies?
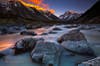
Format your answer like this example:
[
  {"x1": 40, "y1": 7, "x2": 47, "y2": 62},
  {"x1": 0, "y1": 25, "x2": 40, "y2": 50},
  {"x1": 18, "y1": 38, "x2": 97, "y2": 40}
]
[{"x1": 0, "y1": 25, "x2": 100, "y2": 66}]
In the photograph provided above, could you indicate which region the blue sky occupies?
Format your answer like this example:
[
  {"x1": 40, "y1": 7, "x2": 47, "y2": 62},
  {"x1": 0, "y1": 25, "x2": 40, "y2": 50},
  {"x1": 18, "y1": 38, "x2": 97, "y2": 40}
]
[{"x1": 44, "y1": 0, "x2": 97, "y2": 16}]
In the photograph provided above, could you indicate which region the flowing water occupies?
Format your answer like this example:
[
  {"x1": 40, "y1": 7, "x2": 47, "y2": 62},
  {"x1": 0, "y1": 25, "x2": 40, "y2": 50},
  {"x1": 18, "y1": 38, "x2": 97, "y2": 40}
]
[{"x1": 0, "y1": 25, "x2": 100, "y2": 66}]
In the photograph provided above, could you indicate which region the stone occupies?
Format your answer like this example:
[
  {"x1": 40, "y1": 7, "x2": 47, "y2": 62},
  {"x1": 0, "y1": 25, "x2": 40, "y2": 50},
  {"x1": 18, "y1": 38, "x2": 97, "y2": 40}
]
[
  {"x1": 0, "y1": 26, "x2": 26, "y2": 35},
  {"x1": 57, "y1": 29, "x2": 86, "y2": 43},
  {"x1": 52, "y1": 27, "x2": 62, "y2": 31},
  {"x1": 25, "y1": 24, "x2": 42, "y2": 29},
  {"x1": 41, "y1": 33, "x2": 48, "y2": 35},
  {"x1": 0, "y1": 48, "x2": 14, "y2": 56},
  {"x1": 78, "y1": 57, "x2": 100, "y2": 66},
  {"x1": 0, "y1": 53, "x2": 5, "y2": 58},
  {"x1": 61, "y1": 40, "x2": 95, "y2": 56},
  {"x1": 8, "y1": 26, "x2": 26, "y2": 34},
  {"x1": 31, "y1": 41, "x2": 60, "y2": 65},
  {"x1": 14, "y1": 38, "x2": 43, "y2": 55},
  {"x1": 0, "y1": 27, "x2": 8, "y2": 35},
  {"x1": 20, "y1": 31, "x2": 37, "y2": 36},
  {"x1": 48, "y1": 31, "x2": 58, "y2": 34},
  {"x1": 58, "y1": 29, "x2": 95, "y2": 56}
]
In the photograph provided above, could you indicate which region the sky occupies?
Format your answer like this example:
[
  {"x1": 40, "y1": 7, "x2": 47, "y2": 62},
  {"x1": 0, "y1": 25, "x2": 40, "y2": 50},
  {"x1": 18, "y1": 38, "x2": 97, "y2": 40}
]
[{"x1": 43, "y1": 0, "x2": 97, "y2": 16}]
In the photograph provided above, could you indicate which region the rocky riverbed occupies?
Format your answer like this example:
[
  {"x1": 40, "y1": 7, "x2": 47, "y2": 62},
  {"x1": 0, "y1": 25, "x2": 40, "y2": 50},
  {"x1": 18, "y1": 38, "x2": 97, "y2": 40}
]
[{"x1": 0, "y1": 24, "x2": 100, "y2": 66}]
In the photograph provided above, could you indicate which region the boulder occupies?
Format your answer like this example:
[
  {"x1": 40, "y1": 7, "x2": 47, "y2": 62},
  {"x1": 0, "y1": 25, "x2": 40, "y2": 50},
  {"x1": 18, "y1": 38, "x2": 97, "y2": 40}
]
[
  {"x1": 0, "y1": 27, "x2": 8, "y2": 35},
  {"x1": 0, "y1": 48, "x2": 14, "y2": 57},
  {"x1": 20, "y1": 31, "x2": 37, "y2": 36},
  {"x1": 0, "y1": 53, "x2": 5, "y2": 58},
  {"x1": 48, "y1": 31, "x2": 58, "y2": 34},
  {"x1": 14, "y1": 38, "x2": 44, "y2": 55},
  {"x1": 0, "y1": 26, "x2": 26, "y2": 35},
  {"x1": 61, "y1": 40, "x2": 95, "y2": 56},
  {"x1": 31, "y1": 41, "x2": 60, "y2": 65},
  {"x1": 41, "y1": 33, "x2": 48, "y2": 35},
  {"x1": 25, "y1": 24, "x2": 42, "y2": 29},
  {"x1": 8, "y1": 26, "x2": 26, "y2": 34},
  {"x1": 57, "y1": 29, "x2": 86, "y2": 43},
  {"x1": 58, "y1": 29, "x2": 95, "y2": 56},
  {"x1": 52, "y1": 27, "x2": 62, "y2": 31}
]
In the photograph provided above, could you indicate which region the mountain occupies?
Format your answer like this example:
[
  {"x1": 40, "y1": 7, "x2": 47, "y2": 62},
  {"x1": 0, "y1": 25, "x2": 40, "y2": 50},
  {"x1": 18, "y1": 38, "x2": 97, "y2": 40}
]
[
  {"x1": 0, "y1": 0, "x2": 60, "y2": 25},
  {"x1": 59, "y1": 10, "x2": 81, "y2": 21},
  {"x1": 76, "y1": 1, "x2": 100, "y2": 24}
]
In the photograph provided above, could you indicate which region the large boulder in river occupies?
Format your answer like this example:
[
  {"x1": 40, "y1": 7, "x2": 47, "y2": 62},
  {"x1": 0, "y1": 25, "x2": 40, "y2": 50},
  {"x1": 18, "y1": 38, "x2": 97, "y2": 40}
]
[
  {"x1": 58, "y1": 29, "x2": 95, "y2": 56},
  {"x1": 31, "y1": 41, "x2": 60, "y2": 65},
  {"x1": 61, "y1": 40, "x2": 95, "y2": 56},
  {"x1": 14, "y1": 38, "x2": 44, "y2": 55},
  {"x1": 57, "y1": 29, "x2": 86, "y2": 43}
]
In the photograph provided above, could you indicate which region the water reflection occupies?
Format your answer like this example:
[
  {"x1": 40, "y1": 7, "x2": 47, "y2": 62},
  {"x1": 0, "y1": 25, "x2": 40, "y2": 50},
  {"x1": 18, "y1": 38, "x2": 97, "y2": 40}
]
[
  {"x1": 0, "y1": 34, "x2": 22, "y2": 51},
  {"x1": 0, "y1": 41, "x2": 13, "y2": 51},
  {"x1": 0, "y1": 27, "x2": 47, "y2": 51},
  {"x1": 33, "y1": 28, "x2": 47, "y2": 35}
]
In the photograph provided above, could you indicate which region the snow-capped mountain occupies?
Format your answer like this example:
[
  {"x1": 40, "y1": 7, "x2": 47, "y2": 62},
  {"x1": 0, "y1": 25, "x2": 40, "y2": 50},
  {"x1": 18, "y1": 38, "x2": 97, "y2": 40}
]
[{"x1": 59, "y1": 10, "x2": 81, "y2": 21}]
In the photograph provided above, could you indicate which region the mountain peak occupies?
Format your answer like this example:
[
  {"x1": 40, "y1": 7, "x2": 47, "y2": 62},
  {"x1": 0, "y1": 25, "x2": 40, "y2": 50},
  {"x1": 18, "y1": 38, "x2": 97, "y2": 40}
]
[
  {"x1": 59, "y1": 10, "x2": 81, "y2": 21},
  {"x1": 65, "y1": 10, "x2": 79, "y2": 15}
]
